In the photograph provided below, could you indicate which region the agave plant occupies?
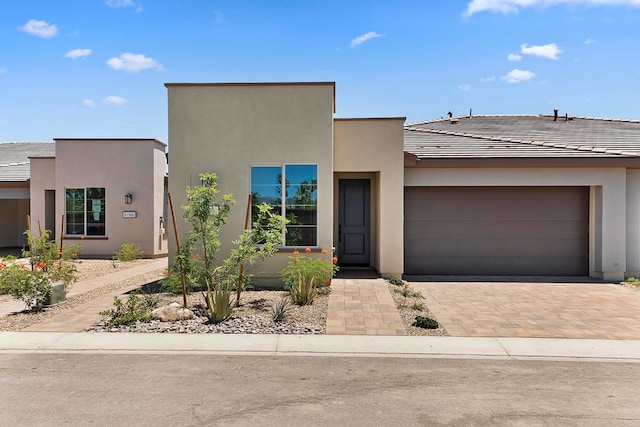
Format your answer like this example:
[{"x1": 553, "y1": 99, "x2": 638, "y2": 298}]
[{"x1": 204, "y1": 285, "x2": 231, "y2": 324}]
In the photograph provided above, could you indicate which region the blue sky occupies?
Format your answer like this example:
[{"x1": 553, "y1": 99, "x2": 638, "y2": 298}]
[{"x1": 1, "y1": 0, "x2": 640, "y2": 143}]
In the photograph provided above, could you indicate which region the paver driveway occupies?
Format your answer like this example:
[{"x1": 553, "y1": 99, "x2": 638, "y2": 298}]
[{"x1": 410, "y1": 281, "x2": 640, "y2": 339}]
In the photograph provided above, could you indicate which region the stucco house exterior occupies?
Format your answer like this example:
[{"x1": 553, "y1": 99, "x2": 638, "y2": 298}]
[
  {"x1": 166, "y1": 82, "x2": 640, "y2": 283},
  {"x1": 26, "y1": 138, "x2": 169, "y2": 258},
  {"x1": 0, "y1": 142, "x2": 55, "y2": 249}
]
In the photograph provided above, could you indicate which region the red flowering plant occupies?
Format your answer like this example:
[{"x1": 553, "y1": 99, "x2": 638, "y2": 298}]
[
  {"x1": 0, "y1": 230, "x2": 81, "y2": 312},
  {"x1": 280, "y1": 247, "x2": 339, "y2": 305}
]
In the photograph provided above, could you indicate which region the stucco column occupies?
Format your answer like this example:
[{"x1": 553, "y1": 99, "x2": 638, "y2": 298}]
[
  {"x1": 378, "y1": 170, "x2": 404, "y2": 278},
  {"x1": 599, "y1": 177, "x2": 626, "y2": 281}
]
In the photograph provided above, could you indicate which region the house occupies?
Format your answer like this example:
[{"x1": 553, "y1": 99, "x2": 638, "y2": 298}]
[
  {"x1": 404, "y1": 115, "x2": 640, "y2": 281},
  {"x1": 0, "y1": 142, "x2": 55, "y2": 249},
  {"x1": 166, "y1": 82, "x2": 404, "y2": 286},
  {"x1": 0, "y1": 138, "x2": 169, "y2": 258},
  {"x1": 166, "y1": 82, "x2": 640, "y2": 283}
]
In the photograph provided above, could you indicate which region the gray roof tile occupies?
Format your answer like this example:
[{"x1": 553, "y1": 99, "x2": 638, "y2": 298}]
[
  {"x1": 405, "y1": 115, "x2": 640, "y2": 159},
  {"x1": 0, "y1": 142, "x2": 55, "y2": 182}
]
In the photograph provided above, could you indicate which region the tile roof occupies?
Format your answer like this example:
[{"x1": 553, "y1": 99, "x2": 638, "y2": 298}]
[
  {"x1": 0, "y1": 142, "x2": 55, "y2": 182},
  {"x1": 405, "y1": 115, "x2": 640, "y2": 159}
]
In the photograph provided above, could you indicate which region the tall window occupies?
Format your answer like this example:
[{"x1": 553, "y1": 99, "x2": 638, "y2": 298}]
[
  {"x1": 250, "y1": 164, "x2": 317, "y2": 246},
  {"x1": 65, "y1": 187, "x2": 106, "y2": 236}
]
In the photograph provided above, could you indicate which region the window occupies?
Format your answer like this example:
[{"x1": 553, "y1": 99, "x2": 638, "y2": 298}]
[
  {"x1": 65, "y1": 187, "x2": 106, "y2": 236},
  {"x1": 250, "y1": 164, "x2": 317, "y2": 246}
]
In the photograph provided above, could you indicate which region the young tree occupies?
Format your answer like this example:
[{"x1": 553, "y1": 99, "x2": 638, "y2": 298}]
[{"x1": 179, "y1": 173, "x2": 286, "y2": 322}]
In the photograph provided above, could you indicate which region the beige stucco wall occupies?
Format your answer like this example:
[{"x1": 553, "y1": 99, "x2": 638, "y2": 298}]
[
  {"x1": 166, "y1": 83, "x2": 335, "y2": 285},
  {"x1": 333, "y1": 118, "x2": 405, "y2": 278},
  {"x1": 29, "y1": 157, "x2": 56, "y2": 240},
  {"x1": 29, "y1": 140, "x2": 167, "y2": 258},
  {"x1": 405, "y1": 167, "x2": 627, "y2": 281}
]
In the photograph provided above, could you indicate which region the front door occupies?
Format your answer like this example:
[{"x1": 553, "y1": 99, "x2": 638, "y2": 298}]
[{"x1": 338, "y1": 179, "x2": 370, "y2": 265}]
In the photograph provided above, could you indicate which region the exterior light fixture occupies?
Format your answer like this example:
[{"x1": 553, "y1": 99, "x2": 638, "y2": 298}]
[{"x1": 125, "y1": 193, "x2": 133, "y2": 204}]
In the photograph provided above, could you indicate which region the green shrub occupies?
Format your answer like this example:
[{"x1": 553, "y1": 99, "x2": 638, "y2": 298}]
[
  {"x1": 1, "y1": 266, "x2": 50, "y2": 312},
  {"x1": 387, "y1": 277, "x2": 404, "y2": 287},
  {"x1": 414, "y1": 316, "x2": 439, "y2": 329},
  {"x1": 394, "y1": 283, "x2": 423, "y2": 299},
  {"x1": 271, "y1": 296, "x2": 291, "y2": 322},
  {"x1": 204, "y1": 285, "x2": 232, "y2": 324},
  {"x1": 281, "y1": 250, "x2": 338, "y2": 305},
  {"x1": 99, "y1": 291, "x2": 157, "y2": 327},
  {"x1": 113, "y1": 243, "x2": 144, "y2": 262},
  {"x1": 410, "y1": 302, "x2": 425, "y2": 311},
  {"x1": 289, "y1": 273, "x2": 317, "y2": 306}
]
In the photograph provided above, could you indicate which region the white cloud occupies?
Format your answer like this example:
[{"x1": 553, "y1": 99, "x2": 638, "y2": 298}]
[
  {"x1": 64, "y1": 48, "x2": 92, "y2": 59},
  {"x1": 480, "y1": 76, "x2": 496, "y2": 82},
  {"x1": 106, "y1": 0, "x2": 143, "y2": 11},
  {"x1": 464, "y1": 0, "x2": 640, "y2": 16},
  {"x1": 82, "y1": 99, "x2": 96, "y2": 107},
  {"x1": 458, "y1": 84, "x2": 471, "y2": 91},
  {"x1": 350, "y1": 31, "x2": 382, "y2": 48},
  {"x1": 502, "y1": 69, "x2": 536, "y2": 83},
  {"x1": 103, "y1": 96, "x2": 128, "y2": 106},
  {"x1": 106, "y1": 53, "x2": 163, "y2": 72},
  {"x1": 508, "y1": 53, "x2": 522, "y2": 61},
  {"x1": 18, "y1": 19, "x2": 58, "y2": 38},
  {"x1": 521, "y1": 43, "x2": 562, "y2": 59},
  {"x1": 584, "y1": 38, "x2": 595, "y2": 45}
]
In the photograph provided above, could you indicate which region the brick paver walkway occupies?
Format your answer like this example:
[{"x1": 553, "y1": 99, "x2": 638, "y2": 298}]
[
  {"x1": 327, "y1": 278, "x2": 406, "y2": 335},
  {"x1": 411, "y1": 281, "x2": 640, "y2": 339}
]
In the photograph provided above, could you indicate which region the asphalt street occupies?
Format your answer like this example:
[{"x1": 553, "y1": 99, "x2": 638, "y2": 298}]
[{"x1": 1, "y1": 353, "x2": 639, "y2": 426}]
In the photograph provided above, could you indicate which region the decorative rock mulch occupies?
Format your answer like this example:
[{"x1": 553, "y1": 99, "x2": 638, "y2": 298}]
[
  {"x1": 85, "y1": 290, "x2": 328, "y2": 335},
  {"x1": 387, "y1": 282, "x2": 449, "y2": 336}
]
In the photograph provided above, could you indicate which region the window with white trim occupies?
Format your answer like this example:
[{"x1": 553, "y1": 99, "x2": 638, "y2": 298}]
[
  {"x1": 65, "y1": 187, "x2": 106, "y2": 236},
  {"x1": 250, "y1": 164, "x2": 317, "y2": 246}
]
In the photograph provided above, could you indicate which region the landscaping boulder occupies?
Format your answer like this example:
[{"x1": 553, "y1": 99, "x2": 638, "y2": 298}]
[{"x1": 152, "y1": 302, "x2": 194, "y2": 322}]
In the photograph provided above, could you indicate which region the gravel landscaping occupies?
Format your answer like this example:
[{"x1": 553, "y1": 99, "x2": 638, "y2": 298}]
[
  {"x1": 2, "y1": 258, "x2": 447, "y2": 336},
  {"x1": 387, "y1": 282, "x2": 449, "y2": 336},
  {"x1": 85, "y1": 290, "x2": 328, "y2": 334}
]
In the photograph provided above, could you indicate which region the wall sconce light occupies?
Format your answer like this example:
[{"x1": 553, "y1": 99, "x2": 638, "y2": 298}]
[
  {"x1": 159, "y1": 216, "x2": 165, "y2": 235},
  {"x1": 125, "y1": 193, "x2": 133, "y2": 204}
]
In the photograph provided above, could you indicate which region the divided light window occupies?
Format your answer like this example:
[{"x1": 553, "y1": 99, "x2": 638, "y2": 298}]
[
  {"x1": 250, "y1": 164, "x2": 317, "y2": 247},
  {"x1": 65, "y1": 187, "x2": 106, "y2": 236}
]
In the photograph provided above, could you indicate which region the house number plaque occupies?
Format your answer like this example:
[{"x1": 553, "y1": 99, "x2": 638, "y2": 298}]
[{"x1": 122, "y1": 211, "x2": 137, "y2": 218}]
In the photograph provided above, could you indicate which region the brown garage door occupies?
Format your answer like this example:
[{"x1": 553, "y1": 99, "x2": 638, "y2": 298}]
[{"x1": 404, "y1": 187, "x2": 589, "y2": 276}]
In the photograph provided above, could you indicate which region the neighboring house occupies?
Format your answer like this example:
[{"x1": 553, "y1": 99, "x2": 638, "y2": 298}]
[
  {"x1": 26, "y1": 138, "x2": 168, "y2": 258},
  {"x1": 166, "y1": 82, "x2": 640, "y2": 283},
  {"x1": 0, "y1": 142, "x2": 55, "y2": 248},
  {"x1": 404, "y1": 114, "x2": 640, "y2": 281}
]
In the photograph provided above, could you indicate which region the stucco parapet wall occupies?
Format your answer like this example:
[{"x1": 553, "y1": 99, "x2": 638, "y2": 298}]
[
  {"x1": 165, "y1": 82, "x2": 336, "y2": 112},
  {"x1": 53, "y1": 138, "x2": 167, "y2": 147}
]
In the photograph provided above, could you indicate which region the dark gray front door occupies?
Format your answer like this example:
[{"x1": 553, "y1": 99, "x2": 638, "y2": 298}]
[{"x1": 339, "y1": 179, "x2": 370, "y2": 265}]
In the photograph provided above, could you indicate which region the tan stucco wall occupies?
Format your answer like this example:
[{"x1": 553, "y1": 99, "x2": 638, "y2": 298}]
[
  {"x1": 29, "y1": 140, "x2": 167, "y2": 258},
  {"x1": 333, "y1": 118, "x2": 405, "y2": 278},
  {"x1": 167, "y1": 83, "x2": 335, "y2": 284},
  {"x1": 29, "y1": 157, "x2": 56, "y2": 240},
  {"x1": 405, "y1": 167, "x2": 627, "y2": 281}
]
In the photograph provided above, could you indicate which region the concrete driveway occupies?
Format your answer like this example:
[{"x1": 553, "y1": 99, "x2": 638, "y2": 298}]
[{"x1": 410, "y1": 280, "x2": 640, "y2": 339}]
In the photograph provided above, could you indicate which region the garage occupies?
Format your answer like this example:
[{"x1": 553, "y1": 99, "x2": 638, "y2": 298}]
[{"x1": 404, "y1": 186, "x2": 589, "y2": 276}]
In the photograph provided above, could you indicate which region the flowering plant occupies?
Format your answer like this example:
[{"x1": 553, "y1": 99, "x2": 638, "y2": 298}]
[
  {"x1": 280, "y1": 248, "x2": 339, "y2": 305},
  {"x1": 0, "y1": 230, "x2": 81, "y2": 312}
]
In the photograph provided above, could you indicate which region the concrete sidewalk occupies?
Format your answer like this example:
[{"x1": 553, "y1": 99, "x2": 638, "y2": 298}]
[{"x1": 1, "y1": 332, "x2": 639, "y2": 361}]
